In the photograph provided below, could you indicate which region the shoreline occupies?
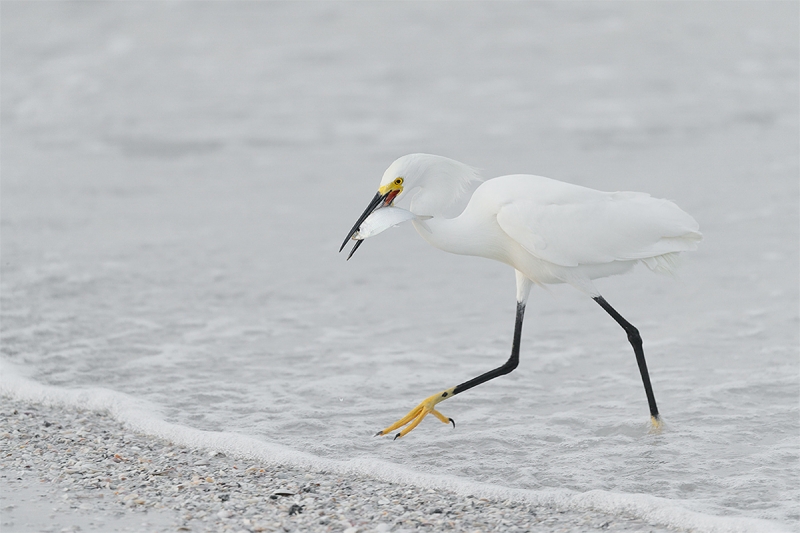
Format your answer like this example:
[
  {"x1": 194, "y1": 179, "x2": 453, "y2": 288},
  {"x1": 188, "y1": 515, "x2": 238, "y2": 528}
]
[{"x1": 0, "y1": 396, "x2": 674, "y2": 533}]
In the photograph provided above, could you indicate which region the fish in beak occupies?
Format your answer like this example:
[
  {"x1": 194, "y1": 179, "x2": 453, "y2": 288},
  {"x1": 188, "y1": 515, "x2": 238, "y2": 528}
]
[
  {"x1": 339, "y1": 191, "x2": 387, "y2": 259},
  {"x1": 340, "y1": 180, "x2": 404, "y2": 260}
]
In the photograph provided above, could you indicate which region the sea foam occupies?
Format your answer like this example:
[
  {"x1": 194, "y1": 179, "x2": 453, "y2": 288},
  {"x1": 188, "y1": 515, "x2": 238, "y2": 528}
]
[{"x1": 0, "y1": 359, "x2": 787, "y2": 533}]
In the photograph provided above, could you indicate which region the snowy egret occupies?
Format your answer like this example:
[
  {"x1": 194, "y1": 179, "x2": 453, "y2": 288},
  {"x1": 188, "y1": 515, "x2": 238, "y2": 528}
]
[{"x1": 340, "y1": 154, "x2": 701, "y2": 439}]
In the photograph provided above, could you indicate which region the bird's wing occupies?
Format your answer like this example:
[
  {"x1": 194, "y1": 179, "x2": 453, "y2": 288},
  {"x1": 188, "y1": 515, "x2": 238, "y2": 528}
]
[{"x1": 496, "y1": 191, "x2": 701, "y2": 267}]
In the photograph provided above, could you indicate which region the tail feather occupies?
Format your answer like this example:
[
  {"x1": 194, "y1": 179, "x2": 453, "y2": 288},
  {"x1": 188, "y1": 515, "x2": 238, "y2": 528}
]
[
  {"x1": 640, "y1": 230, "x2": 701, "y2": 276},
  {"x1": 641, "y1": 252, "x2": 682, "y2": 276}
]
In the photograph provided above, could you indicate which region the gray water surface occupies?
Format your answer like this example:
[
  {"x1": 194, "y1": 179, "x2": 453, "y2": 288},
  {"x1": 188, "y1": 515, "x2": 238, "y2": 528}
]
[{"x1": 2, "y1": 2, "x2": 797, "y2": 528}]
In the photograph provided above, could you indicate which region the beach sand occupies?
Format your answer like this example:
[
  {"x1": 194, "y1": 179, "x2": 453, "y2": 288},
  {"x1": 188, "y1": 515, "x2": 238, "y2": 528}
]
[{"x1": 1, "y1": 396, "x2": 673, "y2": 533}]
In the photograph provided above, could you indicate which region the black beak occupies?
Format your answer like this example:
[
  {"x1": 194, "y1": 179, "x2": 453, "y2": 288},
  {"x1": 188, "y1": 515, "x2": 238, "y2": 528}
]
[{"x1": 339, "y1": 191, "x2": 388, "y2": 259}]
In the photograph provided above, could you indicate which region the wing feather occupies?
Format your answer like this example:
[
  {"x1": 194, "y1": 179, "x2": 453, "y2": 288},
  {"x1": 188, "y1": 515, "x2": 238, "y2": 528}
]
[{"x1": 495, "y1": 182, "x2": 701, "y2": 267}]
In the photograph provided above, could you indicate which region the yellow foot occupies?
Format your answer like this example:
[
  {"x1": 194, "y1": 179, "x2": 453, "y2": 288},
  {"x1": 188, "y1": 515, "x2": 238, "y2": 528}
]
[
  {"x1": 375, "y1": 388, "x2": 456, "y2": 439},
  {"x1": 649, "y1": 415, "x2": 663, "y2": 433}
]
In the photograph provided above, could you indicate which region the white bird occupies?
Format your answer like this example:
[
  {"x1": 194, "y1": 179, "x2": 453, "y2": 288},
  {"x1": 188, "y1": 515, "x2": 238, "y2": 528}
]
[{"x1": 340, "y1": 154, "x2": 701, "y2": 439}]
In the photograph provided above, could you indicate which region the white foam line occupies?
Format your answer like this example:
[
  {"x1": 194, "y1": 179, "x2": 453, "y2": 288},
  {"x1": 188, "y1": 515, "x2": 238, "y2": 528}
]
[{"x1": 0, "y1": 359, "x2": 787, "y2": 533}]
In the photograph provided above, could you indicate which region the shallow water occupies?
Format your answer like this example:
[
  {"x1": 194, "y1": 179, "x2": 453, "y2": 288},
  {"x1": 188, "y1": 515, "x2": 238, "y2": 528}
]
[{"x1": 2, "y1": 2, "x2": 798, "y2": 531}]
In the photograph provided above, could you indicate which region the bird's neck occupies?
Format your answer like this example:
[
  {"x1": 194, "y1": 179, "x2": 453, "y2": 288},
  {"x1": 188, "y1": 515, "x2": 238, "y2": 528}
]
[{"x1": 412, "y1": 214, "x2": 487, "y2": 257}]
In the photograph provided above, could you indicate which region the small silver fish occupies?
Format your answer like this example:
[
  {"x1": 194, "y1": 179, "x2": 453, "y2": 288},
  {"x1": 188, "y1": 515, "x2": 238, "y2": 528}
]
[{"x1": 353, "y1": 207, "x2": 426, "y2": 240}]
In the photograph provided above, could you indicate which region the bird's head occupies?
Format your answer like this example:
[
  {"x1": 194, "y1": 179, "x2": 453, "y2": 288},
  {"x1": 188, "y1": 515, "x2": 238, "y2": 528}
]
[{"x1": 340, "y1": 154, "x2": 481, "y2": 259}]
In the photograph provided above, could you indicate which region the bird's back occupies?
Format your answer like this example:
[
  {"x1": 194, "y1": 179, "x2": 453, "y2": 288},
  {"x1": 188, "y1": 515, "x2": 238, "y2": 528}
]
[{"x1": 460, "y1": 174, "x2": 701, "y2": 279}]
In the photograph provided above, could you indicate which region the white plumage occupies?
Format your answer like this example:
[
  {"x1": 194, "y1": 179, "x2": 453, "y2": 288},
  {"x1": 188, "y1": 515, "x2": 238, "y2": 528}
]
[
  {"x1": 383, "y1": 154, "x2": 701, "y2": 296},
  {"x1": 341, "y1": 153, "x2": 701, "y2": 438}
]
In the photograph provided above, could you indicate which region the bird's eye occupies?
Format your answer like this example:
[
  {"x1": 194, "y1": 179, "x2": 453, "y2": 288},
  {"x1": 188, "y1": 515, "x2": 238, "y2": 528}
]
[{"x1": 394, "y1": 178, "x2": 403, "y2": 185}]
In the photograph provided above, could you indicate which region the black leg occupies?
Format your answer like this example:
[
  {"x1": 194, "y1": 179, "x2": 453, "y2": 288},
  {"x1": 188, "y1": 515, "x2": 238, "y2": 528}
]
[
  {"x1": 376, "y1": 300, "x2": 527, "y2": 439},
  {"x1": 452, "y1": 301, "x2": 526, "y2": 396},
  {"x1": 593, "y1": 296, "x2": 660, "y2": 421}
]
